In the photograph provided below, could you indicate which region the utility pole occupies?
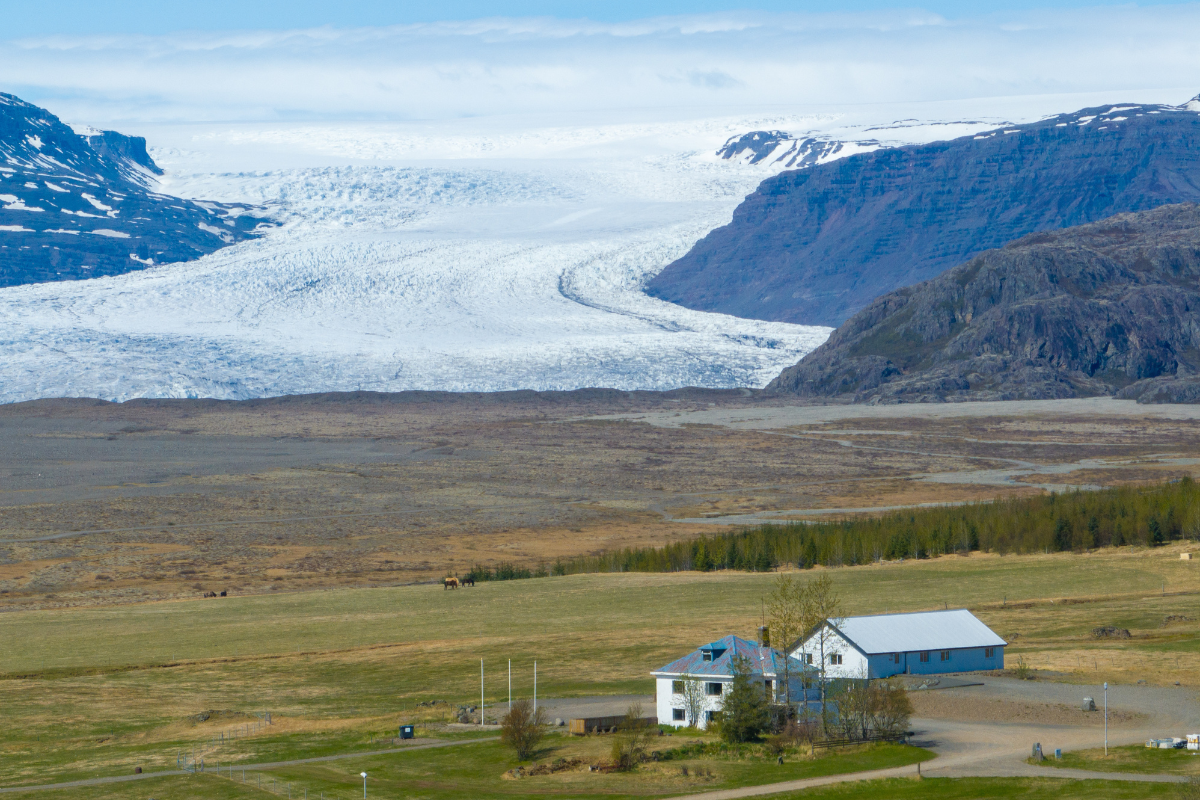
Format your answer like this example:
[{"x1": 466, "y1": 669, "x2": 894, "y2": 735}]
[
  {"x1": 508, "y1": 659, "x2": 512, "y2": 713},
  {"x1": 534, "y1": 661, "x2": 537, "y2": 714},
  {"x1": 1104, "y1": 682, "x2": 1109, "y2": 756},
  {"x1": 481, "y1": 659, "x2": 485, "y2": 726}
]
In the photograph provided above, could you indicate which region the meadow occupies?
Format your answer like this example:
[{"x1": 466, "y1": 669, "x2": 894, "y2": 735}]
[{"x1": 1, "y1": 541, "x2": 1198, "y2": 795}]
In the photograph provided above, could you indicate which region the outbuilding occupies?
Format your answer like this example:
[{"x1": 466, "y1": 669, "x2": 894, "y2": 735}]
[{"x1": 790, "y1": 608, "x2": 1006, "y2": 679}]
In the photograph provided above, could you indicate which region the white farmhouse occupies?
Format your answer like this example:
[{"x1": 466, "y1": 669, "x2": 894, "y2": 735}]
[
  {"x1": 790, "y1": 609, "x2": 1006, "y2": 679},
  {"x1": 651, "y1": 635, "x2": 813, "y2": 729}
]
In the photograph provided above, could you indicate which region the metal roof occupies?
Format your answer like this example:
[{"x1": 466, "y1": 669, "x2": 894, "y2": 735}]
[
  {"x1": 652, "y1": 635, "x2": 808, "y2": 679},
  {"x1": 825, "y1": 609, "x2": 1006, "y2": 655}
]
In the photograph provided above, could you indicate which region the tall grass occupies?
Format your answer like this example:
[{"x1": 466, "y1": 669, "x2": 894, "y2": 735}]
[{"x1": 553, "y1": 479, "x2": 1200, "y2": 575}]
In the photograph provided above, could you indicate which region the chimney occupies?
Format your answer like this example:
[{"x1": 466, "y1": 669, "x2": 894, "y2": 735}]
[{"x1": 758, "y1": 625, "x2": 770, "y2": 648}]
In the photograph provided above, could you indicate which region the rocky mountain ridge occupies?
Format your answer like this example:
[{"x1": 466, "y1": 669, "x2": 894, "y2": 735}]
[
  {"x1": 650, "y1": 95, "x2": 1200, "y2": 327},
  {"x1": 767, "y1": 204, "x2": 1200, "y2": 403},
  {"x1": 0, "y1": 92, "x2": 270, "y2": 287}
]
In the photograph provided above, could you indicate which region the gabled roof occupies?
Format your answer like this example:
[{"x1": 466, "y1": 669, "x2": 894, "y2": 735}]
[
  {"x1": 813, "y1": 609, "x2": 1006, "y2": 655},
  {"x1": 652, "y1": 635, "x2": 803, "y2": 678}
]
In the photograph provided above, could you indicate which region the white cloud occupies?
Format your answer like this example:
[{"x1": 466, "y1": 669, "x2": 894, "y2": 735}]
[{"x1": 0, "y1": 7, "x2": 1197, "y2": 126}]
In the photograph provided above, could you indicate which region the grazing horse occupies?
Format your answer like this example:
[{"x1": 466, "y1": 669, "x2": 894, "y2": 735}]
[
  {"x1": 443, "y1": 577, "x2": 460, "y2": 590},
  {"x1": 461, "y1": 576, "x2": 475, "y2": 587}
]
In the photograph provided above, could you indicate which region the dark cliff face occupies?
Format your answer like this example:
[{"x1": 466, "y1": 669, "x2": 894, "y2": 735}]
[
  {"x1": 0, "y1": 92, "x2": 270, "y2": 288},
  {"x1": 647, "y1": 99, "x2": 1200, "y2": 327},
  {"x1": 766, "y1": 204, "x2": 1200, "y2": 403}
]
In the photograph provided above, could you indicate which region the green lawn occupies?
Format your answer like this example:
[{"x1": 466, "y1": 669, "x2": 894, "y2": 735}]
[
  {"x1": 777, "y1": 777, "x2": 1179, "y2": 799},
  {"x1": 7, "y1": 739, "x2": 930, "y2": 799},
  {"x1": 1037, "y1": 743, "x2": 1200, "y2": 776}
]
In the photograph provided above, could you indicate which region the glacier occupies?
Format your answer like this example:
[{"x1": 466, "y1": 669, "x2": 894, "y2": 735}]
[{"x1": 0, "y1": 105, "x2": 1050, "y2": 402}]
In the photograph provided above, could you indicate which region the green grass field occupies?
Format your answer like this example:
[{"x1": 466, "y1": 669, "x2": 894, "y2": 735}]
[
  {"x1": 1037, "y1": 743, "x2": 1200, "y2": 776},
  {"x1": 781, "y1": 777, "x2": 1180, "y2": 799},
  {"x1": 2, "y1": 544, "x2": 1198, "y2": 796}
]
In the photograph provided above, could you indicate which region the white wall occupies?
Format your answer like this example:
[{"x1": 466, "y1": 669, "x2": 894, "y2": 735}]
[
  {"x1": 656, "y1": 676, "x2": 730, "y2": 729},
  {"x1": 790, "y1": 628, "x2": 869, "y2": 680}
]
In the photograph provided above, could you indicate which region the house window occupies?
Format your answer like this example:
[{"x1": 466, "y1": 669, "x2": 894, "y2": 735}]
[
  {"x1": 672, "y1": 680, "x2": 684, "y2": 695},
  {"x1": 920, "y1": 652, "x2": 930, "y2": 663},
  {"x1": 672, "y1": 708, "x2": 685, "y2": 722},
  {"x1": 829, "y1": 653, "x2": 842, "y2": 666},
  {"x1": 764, "y1": 679, "x2": 773, "y2": 696},
  {"x1": 706, "y1": 682, "x2": 723, "y2": 696},
  {"x1": 892, "y1": 653, "x2": 901, "y2": 664},
  {"x1": 804, "y1": 653, "x2": 813, "y2": 665},
  {"x1": 940, "y1": 651, "x2": 950, "y2": 662},
  {"x1": 705, "y1": 711, "x2": 717, "y2": 723},
  {"x1": 985, "y1": 647, "x2": 995, "y2": 658}
]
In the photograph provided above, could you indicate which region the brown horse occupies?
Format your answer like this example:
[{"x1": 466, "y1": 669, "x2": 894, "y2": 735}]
[
  {"x1": 461, "y1": 576, "x2": 475, "y2": 587},
  {"x1": 443, "y1": 576, "x2": 460, "y2": 590}
]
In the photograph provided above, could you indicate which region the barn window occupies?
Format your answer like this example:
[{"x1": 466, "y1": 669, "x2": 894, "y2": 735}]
[
  {"x1": 672, "y1": 680, "x2": 684, "y2": 695},
  {"x1": 940, "y1": 651, "x2": 950, "y2": 662},
  {"x1": 892, "y1": 653, "x2": 901, "y2": 664},
  {"x1": 706, "y1": 682, "x2": 723, "y2": 696},
  {"x1": 985, "y1": 647, "x2": 995, "y2": 658},
  {"x1": 920, "y1": 652, "x2": 930, "y2": 663},
  {"x1": 672, "y1": 708, "x2": 685, "y2": 721},
  {"x1": 829, "y1": 653, "x2": 842, "y2": 665}
]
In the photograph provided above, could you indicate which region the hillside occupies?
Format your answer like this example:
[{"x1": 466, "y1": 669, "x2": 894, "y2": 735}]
[
  {"x1": 767, "y1": 204, "x2": 1200, "y2": 403},
  {"x1": 647, "y1": 97, "x2": 1200, "y2": 327},
  {"x1": 0, "y1": 92, "x2": 270, "y2": 287}
]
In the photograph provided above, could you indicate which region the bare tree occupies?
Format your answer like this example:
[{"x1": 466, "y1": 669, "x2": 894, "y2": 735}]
[
  {"x1": 766, "y1": 573, "x2": 804, "y2": 706},
  {"x1": 501, "y1": 699, "x2": 547, "y2": 761},
  {"x1": 611, "y1": 703, "x2": 655, "y2": 770},
  {"x1": 798, "y1": 573, "x2": 844, "y2": 734},
  {"x1": 870, "y1": 679, "x2": 913, "y2": 738},
  {"x1": 678, "y1": 674, "x2": 706, "y2": 728},
  {"x1": 832, "y1": 666, "x2": 873, "y2": 739}
]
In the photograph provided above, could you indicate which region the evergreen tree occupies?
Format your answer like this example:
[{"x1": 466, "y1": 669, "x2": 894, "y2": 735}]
[{"x1": 716, "y1": 656, "x2": 769, "y2": 743}]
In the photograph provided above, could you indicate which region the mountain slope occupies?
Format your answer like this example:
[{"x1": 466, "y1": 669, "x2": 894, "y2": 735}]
[
  {"x1": 766, "y1": 204, "x2": 1200, "y2": 403},
  {"x1": 0, "y1": 92, "x2": 270, "y2": 287},
  {"x1": 647, "y1": 97, "x2": 1200, "y2": 327}
]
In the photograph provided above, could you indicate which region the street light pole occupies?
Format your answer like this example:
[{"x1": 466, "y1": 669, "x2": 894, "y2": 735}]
[
  {"x1": 1103, "y1": 682, "x2": 1108, "y2": 756},
  {"x1": 360, "y1": 771, "x2": 367, "y2": 798}
]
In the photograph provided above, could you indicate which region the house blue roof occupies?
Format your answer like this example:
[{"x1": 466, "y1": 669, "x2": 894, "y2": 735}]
[{"x1": 652, "y1": 635, "x2": 806, "y2": 679}]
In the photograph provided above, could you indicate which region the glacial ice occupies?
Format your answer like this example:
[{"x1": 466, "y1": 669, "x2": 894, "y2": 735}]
[{"x1": 0, "y1": 108, "x2": 1030, "y2": 403}]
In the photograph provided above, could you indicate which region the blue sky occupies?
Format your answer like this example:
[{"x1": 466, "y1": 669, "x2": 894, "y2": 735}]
[
  {"x1": 1, "y1": 2, "x2": 1196, "y2": 124},
  {"x1": 1, "y1": 0, "x2": 1195, "y2": 35}
]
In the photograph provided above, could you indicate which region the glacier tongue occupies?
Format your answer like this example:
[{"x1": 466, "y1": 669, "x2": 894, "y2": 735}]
[{"x1": 0, "y1": 121, "x2": 837, "y2": 403}]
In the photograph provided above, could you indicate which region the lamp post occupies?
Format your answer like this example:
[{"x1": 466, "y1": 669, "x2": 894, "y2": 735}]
[
  {"x1": 360, "y1": 771, "x2": 367, "y2": 798},
  {"x1": 1103, "y1": 683, "x2": 1108, "y2": 756}
]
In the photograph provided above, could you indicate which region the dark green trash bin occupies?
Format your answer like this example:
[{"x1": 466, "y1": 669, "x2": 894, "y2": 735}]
[{"x1": 399, "y1": 725, "x2": 415, "y2": 740}]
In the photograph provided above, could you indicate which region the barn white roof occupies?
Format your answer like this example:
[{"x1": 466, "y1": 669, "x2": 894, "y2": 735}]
[{"x1": 827, "y1": 609, "x2": 1006, "y2": 654}]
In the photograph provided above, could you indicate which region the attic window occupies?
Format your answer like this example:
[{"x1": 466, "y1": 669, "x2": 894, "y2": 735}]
[{"x1": 702, "y1": 651, "x2": 713, "y2": 662}]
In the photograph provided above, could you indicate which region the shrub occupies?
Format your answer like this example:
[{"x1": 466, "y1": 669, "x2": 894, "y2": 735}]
[
  {"x1": 500, "y1": 699, "x2": 547, "y2": 761},
  {"x1": 610, "y1": 703, "x2": 655, "y2": 770}
]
